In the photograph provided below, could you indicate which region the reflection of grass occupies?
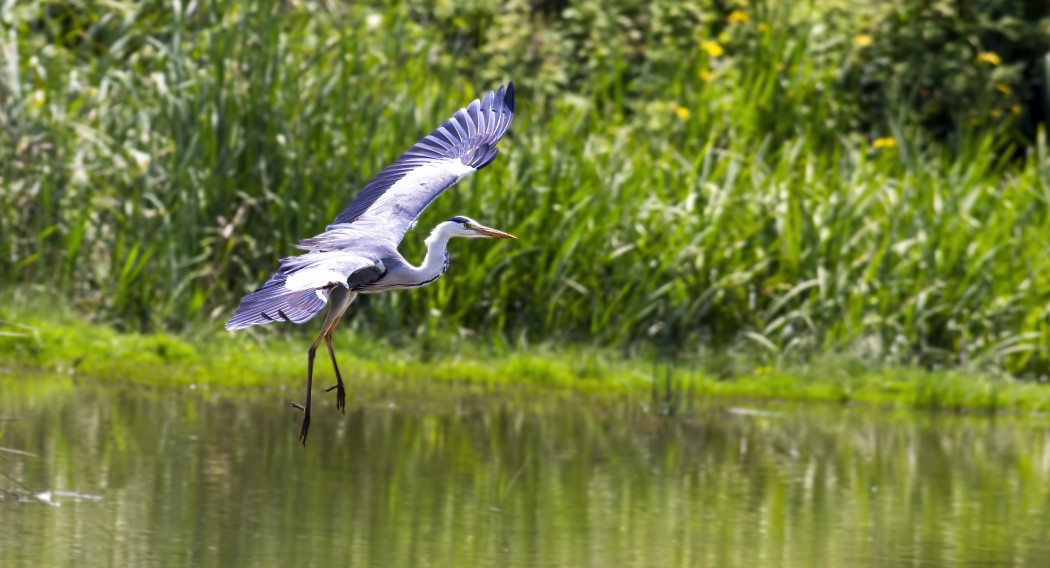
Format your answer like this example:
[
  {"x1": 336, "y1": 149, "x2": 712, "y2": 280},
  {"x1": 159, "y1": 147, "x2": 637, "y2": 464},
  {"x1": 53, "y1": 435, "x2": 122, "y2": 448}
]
[
  {"x1": 4, "y1": 311, "x2": 1050, "y2": 412},
  {"x1": 0, "y1": 414, "x2": 37, "y2": 501}
]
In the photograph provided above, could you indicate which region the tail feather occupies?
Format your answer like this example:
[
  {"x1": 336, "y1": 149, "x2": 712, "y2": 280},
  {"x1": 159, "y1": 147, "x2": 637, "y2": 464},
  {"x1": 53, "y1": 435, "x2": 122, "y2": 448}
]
[
  {"x1": 225, "y1": 274, "x2": 328, "y2": 330},
  {"x1": 225, "y1": 251, "x2": 382, "y2": 331}
]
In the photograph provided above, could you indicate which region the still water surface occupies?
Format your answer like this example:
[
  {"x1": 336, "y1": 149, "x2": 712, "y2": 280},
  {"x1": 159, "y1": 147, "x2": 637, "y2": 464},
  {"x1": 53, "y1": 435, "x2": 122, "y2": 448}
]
[{"x1": 3, "y1": 375, "x2": 1050, "y2": 567}]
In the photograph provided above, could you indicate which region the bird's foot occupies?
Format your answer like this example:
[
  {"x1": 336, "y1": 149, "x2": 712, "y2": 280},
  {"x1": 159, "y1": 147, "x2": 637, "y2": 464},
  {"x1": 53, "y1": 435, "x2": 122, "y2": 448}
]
[
  {"x1": 324, "y1": 382, "x2": 346, "y2": 413},
  {"x1": 290, "y1": 401, "x2": 310, "y2": 446}
]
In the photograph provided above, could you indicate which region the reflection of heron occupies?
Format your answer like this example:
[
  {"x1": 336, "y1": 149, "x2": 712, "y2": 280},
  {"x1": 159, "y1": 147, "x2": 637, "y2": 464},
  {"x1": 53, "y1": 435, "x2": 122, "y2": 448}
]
[{"x1": 226, "y1": 84, "x2": 516, "y2": 444}]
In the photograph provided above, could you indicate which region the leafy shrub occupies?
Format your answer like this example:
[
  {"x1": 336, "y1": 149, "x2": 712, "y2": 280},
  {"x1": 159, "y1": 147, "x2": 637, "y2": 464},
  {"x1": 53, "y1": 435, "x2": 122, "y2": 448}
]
[{"x1": 846, "y1": 0, "x2": 1050, "y2": 143}]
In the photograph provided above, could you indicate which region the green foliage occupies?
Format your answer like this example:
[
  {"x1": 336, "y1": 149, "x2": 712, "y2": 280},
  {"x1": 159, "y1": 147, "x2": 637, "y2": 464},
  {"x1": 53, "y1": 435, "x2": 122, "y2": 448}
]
[
  {"x1": 848, "y1": 0, "x2": 1050, "y2": 141},
  {"x1": 6, "y1": 310, "x2": 1050, "y2": 412},
  {"x1": 1, "y1": 0, "x2": 1050, "y2": 378}
]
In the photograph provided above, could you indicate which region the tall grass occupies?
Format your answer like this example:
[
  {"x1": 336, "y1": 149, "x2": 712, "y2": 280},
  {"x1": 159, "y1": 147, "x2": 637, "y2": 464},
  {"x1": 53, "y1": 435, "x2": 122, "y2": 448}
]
[{"x1": 1, "y1": 0, "x2": 1048, "y2": 376}]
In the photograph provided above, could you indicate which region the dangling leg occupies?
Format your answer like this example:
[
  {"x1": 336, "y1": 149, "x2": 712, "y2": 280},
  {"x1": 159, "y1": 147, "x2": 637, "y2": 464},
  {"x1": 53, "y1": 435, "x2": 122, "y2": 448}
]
[
  {"x1": 290, "y1": 330, "x2": 325, "y2": 446},
  {"x1": 323, "y1": 289, "x2": 358, "y2": 413},
  {"x1": 324, "y1": 335, "x2": 346, "y2": 412},
  {"x1": 290, "y1": 287, "x2": 356, "y2": 446}
]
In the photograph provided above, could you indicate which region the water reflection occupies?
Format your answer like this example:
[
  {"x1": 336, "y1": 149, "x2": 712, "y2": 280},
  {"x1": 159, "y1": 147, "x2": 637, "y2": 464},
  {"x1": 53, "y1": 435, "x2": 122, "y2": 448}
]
[{"x1": 2, "y1": 376, "x2": 1050, "y2": 567}]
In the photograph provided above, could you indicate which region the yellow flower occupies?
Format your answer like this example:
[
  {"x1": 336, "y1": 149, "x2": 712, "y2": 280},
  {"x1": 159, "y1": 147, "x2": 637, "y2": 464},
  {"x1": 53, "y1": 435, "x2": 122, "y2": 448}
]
[
  {"x1": 675, "y1": 106, "x2": 691, "y2": 121},
  {"x1": 976, "y1": 52, "x2": 1001, "y2": 65},
  {"x1": 718, "y1": 31, "x2": 730, "y2": 43},
  {"x1": 728, "y1": 10, "x2": 749, "y2": 24},
  {"x1": 991, "y1": 109, "x2": 1002, "y2": 118},
  {"x1": 1011, "y1": 104, "x2": 1023, "y2": 115},
  {"x1": 699, "y1": 68, "x2": 715, "y2": 81},
  {"x1": 757, "y1": 22, "x2": 769, "y2": 32},
  {"x1": 995, "y1": 82, "x2": 1012, "y2": 95},
  {"x1": 854, "y1": 34, "x2": 873, "y2": 48},
  {"x1": 873, "y1": 137, "x2": 896, "y2": 149},
  {"x1": 701, "y1": 40, "x2": 724, "y2": 58}
]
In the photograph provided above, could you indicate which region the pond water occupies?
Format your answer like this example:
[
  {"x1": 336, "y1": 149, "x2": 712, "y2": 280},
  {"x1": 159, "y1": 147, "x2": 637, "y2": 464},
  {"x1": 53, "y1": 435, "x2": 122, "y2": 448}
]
[{"x1": 2, "y1": 375, "x2": 1050, "y2": 567}]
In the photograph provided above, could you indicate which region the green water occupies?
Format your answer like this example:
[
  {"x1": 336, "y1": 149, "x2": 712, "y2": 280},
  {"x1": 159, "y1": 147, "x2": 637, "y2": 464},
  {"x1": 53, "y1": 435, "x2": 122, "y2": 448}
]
[{"x1": 2, "y1": 376, "x2": 1050, "y2": 567}]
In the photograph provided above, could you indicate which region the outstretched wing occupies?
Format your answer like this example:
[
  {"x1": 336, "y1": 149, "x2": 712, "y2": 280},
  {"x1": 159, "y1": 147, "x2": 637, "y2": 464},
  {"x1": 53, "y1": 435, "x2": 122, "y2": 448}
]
[
  {"x1": 225, "y1": 252, "x2": 385, "y2": 330},
  {"x1": 298, "y1": 82, "x2": 515, "y2": 252}
]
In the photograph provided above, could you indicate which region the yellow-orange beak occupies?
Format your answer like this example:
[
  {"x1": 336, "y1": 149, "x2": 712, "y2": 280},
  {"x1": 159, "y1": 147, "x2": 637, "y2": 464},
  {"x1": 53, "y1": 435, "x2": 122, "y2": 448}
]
[{"x1": 474, "y1": 226, "x2": 517, "y2": 240}]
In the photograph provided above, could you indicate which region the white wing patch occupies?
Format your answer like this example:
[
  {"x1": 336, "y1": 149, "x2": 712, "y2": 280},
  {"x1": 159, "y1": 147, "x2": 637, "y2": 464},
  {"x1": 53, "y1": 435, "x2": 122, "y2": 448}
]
[
  {"x1": 365, "y1": 159, "x2": 476, "y2": 222},
  {"x1": 286, "y1": 267, "x2": 349, "y2": 291}
]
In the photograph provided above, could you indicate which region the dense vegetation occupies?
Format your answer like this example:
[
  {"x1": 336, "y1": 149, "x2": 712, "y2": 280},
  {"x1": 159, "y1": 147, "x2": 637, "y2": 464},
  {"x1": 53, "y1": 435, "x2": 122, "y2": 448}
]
[{"x1": 3, "y1": 0, "x2": 1050, "y2": 377}]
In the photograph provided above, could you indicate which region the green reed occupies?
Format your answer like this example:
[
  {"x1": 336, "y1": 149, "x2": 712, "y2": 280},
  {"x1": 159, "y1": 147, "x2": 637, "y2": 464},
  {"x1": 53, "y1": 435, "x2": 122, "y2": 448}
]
[{"x1": 1, "y1": 0, "x2": 1048, "y2": 376}]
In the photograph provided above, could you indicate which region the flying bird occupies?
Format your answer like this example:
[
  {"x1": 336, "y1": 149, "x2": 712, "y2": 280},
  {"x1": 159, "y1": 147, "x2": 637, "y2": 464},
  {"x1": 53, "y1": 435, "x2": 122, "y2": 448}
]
[{"x1": 226, "y1": 83, "x2": 516, "y2": 445}]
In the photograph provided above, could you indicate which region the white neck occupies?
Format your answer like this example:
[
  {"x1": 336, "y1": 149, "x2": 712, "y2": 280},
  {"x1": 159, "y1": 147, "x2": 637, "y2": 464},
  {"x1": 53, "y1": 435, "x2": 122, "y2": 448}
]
[
  {"x1": 384, "y1": 223, "x2": 455, "y2": 289},
  {"x1": 420, "y1": 226, "x2": 454, "y2": 274}
]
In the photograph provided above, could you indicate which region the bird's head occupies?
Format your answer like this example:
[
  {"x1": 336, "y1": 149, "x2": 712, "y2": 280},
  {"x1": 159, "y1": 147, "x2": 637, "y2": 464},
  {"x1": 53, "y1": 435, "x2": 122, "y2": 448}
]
[{"x1": 443, "y1": 216, "x2": 516, "y2": 240}]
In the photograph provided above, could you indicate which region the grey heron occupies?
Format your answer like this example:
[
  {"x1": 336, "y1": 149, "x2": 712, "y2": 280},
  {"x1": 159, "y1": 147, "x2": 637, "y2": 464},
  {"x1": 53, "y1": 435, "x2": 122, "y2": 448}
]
[{"x1": 226, "y1": 83, "x2": 516, "y2": 445}]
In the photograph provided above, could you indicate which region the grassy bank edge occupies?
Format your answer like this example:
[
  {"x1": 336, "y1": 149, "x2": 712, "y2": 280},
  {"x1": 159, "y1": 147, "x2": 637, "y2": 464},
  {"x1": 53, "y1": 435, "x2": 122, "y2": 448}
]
[{"x1": 3, "y1": 311, "x2": 1050, "y2": 412}]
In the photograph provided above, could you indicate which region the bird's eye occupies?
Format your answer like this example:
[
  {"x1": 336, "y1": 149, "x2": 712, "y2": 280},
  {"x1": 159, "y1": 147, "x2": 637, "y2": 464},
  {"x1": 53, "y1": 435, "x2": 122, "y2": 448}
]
[{"x1": 462, "y1": 223, "x2": 472, "y2": 229}]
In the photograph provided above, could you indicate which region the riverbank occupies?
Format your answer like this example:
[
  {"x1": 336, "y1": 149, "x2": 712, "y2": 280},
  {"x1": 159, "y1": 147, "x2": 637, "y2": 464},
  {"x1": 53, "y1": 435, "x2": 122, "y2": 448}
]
[{"x1": 3, "y1": 311, "x2": 1050, "y2": 412}]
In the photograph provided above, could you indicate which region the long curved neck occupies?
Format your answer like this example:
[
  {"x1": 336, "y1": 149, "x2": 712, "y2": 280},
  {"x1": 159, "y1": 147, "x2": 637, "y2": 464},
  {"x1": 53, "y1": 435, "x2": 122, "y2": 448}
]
[
  {"x1": 418, "y1": 230, "x2": 452, "y2": 278},
  {"x1": 392, "y1": 227, "x2": 451, "y2": 288}
]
